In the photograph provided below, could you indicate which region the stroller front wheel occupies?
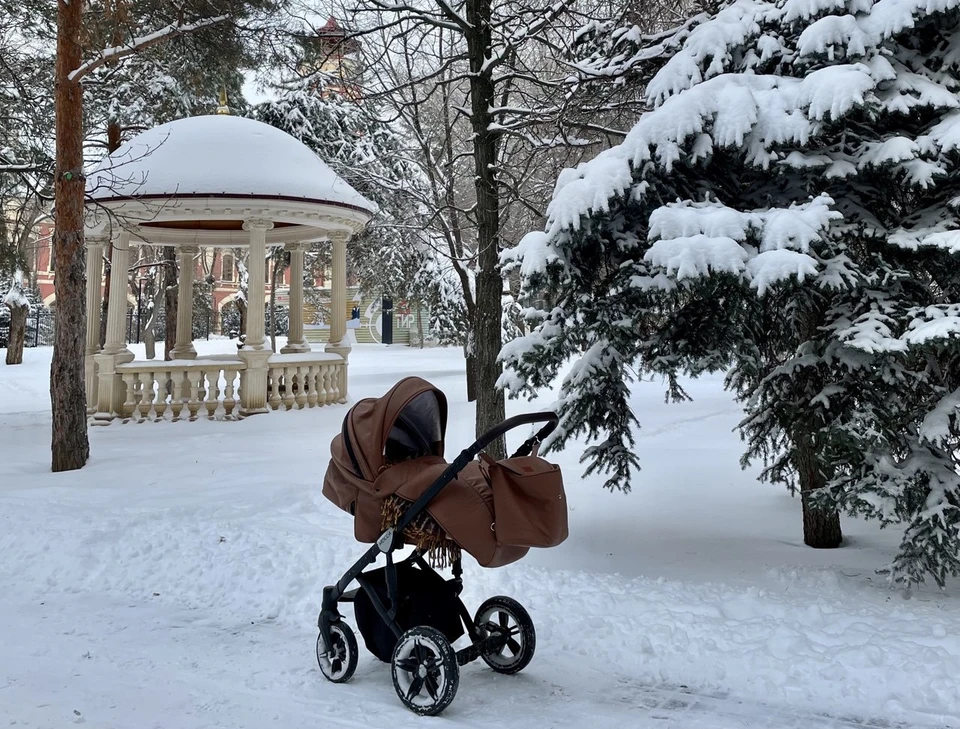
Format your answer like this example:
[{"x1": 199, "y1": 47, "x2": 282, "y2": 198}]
[
  {"x1": 391, "y1": 626, "x2": 460, "y2": 715},
  {"x1": 475, "y1": 596, "x2": 536, "y2": 675},
  {"x1": 317, "y1": 622, "x2": 358, "y2": 683}
]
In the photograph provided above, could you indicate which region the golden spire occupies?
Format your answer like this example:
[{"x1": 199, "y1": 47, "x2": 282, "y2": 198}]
[{"x1": 216, "y1": 86, "x2": 230, "y2": 115}]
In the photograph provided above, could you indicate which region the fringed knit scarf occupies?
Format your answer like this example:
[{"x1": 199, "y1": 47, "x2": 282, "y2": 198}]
[{"x1": 380, "y1": 494, "x2": 461, "y2": 569}]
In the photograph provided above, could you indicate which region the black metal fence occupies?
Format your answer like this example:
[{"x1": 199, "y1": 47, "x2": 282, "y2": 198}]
[{"x1": 0, "y1": 307, "x2": 55, "y2": 349}]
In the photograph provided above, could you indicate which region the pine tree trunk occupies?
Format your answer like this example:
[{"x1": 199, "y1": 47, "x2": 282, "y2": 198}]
[
  {"x1": 5, "y1": 301, "x2": 28, "y2": 365},
  {"x1": 466, "y1": 0, "x2": 506, "y2": 459},
  {"x1": 51, "y1": 0, "x2": 90, "y2": 472},
  {"x1": 793, "y1": 433, "x2": 842, "y2": 548},
  {"x1": 163, "y1": 246, "x2": 177, "y2": 361}
]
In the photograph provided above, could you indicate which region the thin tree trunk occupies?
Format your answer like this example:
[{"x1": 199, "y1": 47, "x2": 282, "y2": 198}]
[
  {"x1": 466, "y1": 0, "x2": 506, "y2": 459},
  {"x1": 269, "y1": 256, "x2": 279, "y2": 352},
  {"x1": 51, "y1": 0, "x2": 90, "y2": 471},
  {"x1": 163, "y1": 246, "x2": 177, "y2": 361},
  {"x1": 99, "y1": 245, "x2": 110, "y2": 349},
  {"x1": 142, "y1": 276, "x2": 165, "y2": 360},
  {"x1": 5, "y1": 301, "x2": 28, "y2": 365},
  {"x1": 237, "y1": 297, "x2": 247, "y2": 342},
  {"x1": 416, "y1": 301, "x2": 424, "y2": 349},
  {"x1": 793, "y1": 433, "x2": 842, "y2": 548}
]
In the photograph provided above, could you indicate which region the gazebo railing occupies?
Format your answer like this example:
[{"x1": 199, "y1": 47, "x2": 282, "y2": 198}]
[
  {"x1": 266, "y1": 354, "x2": 344, "y2": 410},
  {"x1": 110, "y1": 353, "x2": 346, "y2": 422},
  {"x1": 117, "y1": 359, "x2": 246, "y2": 421}
]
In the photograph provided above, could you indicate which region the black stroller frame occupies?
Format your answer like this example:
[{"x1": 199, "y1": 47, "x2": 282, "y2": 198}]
[{"x1": 317, "y1": 412, "x2": 558, "y2": 715}]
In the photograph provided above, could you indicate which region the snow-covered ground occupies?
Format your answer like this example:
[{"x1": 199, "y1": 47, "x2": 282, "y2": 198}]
[{"x1": 1, "y1": 341, "x2": 958, "y2": 728}]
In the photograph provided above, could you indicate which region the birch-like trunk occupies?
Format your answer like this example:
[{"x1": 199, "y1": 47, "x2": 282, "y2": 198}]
[
  {"x1": 5, "y1": 300, "x2": 28, "y2": 365},
  {"x1": 465, "y1": 0, "x2": 506, "y2": 459}
]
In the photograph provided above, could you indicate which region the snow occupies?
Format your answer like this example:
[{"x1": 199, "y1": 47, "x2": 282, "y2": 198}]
[
  {"x1": 920, "y1": 388, "x2": 960, "y2": 445},
  {"x1": 268, "y1": 352, "x2": 342, "y2": 365},
  {"x1": 649, "y1": 201, "x2": 758, "y2": 241},
  {"x1": 3, "y1": 271, "x2": 28, "y2": 309},
  {"x1": 797, "y1": 15, "x2": 868, "y2": 58},
  {"x1": 85, "y1": 115, "x2": 376, "y2": 213},
  {"x1": 502, "y1": 230, "x2": 558, "y2": 278},
  {"x1": 644, "y1": 197, "x2": 838, "y2": 291},
  {"x1": 928, "y1": 111, "x2": 960, "y2": 152},
  {"x1": 2, "y1": 342, "x2": 960, "y2": 727},
  {"x1": 645, "y1": 234, "x2": 749, "y2": 279},
  {"x1": 747, "y1": 249, "x2": 820, "y2": 293},
  {"x1": 857, "y1": 136, "x2": 920, "y2": 168},
  {"x1": 904, "y1": 316, "x2": 960, "y2": 345}
]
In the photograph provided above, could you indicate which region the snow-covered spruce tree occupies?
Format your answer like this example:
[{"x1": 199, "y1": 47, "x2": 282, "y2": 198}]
[
  {"x1": 417, "y1": 252, "x2": 470, "y2": 346},
  {"x1": 503, "y1": 0, "x2": 960, "y2": 582},
  {"x1": 252, "y1": 85, "x2": 429, "y2": 305}
]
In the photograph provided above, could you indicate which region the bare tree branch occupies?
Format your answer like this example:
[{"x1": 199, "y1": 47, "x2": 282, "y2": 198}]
[{"x1": 69, "y1": 15, "x2": 230, "y2": 82}]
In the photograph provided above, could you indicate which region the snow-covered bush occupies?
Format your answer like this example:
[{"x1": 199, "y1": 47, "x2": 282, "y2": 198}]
[
  {"x1": 0, "y1": 274, "x2": 50, "y2": 351},
  {"x1": 504, "y1": 0, "x2": 960, "y2": 584}
]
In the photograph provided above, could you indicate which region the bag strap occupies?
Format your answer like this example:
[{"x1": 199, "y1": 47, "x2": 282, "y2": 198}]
[
  {"x1": 479, "y1": 443, "x2": 540, "y2": 473},
  {"x1": 478, "y1": 451, "x2": 495, "y2": 479}
]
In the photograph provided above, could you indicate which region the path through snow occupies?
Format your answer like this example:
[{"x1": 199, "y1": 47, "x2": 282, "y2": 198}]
[{"x1": 1, "y1": 343, "x2": 958, "y2": 728}]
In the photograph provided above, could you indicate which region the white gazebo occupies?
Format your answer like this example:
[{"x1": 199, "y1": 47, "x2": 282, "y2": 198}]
[{"x1": 83, "y1": 113, "x2": 374, "y2": 422}]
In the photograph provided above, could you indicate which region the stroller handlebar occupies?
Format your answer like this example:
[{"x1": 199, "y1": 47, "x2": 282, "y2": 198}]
[{"x1": 470, "y1": 412, "x2": 559, "y2": 460}]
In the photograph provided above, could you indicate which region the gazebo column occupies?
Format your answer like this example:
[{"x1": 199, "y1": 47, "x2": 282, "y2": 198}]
[
  {"x1": 281, "y1": 242, "x2": 310, "y2": 354},
  {"x1": 84, "y1": 235, "x2": 106, "y2": 414},
  {"x1": 325, "y1": 231, "x2": 351, "y2": 403},
  {"x1": 238, "y1": 219, "x2": 274, "y2": 416},
  {"x1": 171, "y1": 245, "x2": 199, "y2": 360},
  {"x1": 93, "y1": 230, "x2": 134, "y2": 423}
]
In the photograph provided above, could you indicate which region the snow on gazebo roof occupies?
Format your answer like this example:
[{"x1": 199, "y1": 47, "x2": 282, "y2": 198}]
[{"x1": 86, "y1": 114, "x2": 375, "y2": 215}]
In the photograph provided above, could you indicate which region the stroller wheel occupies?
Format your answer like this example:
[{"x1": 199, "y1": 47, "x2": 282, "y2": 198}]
[
  {"x1": 316, "y1": 623, "x2": 358, "y2": 683},
  {"x1": 475, "y1": 596, "x2": 536, "y2": 675},
  {"x1": 391, "y1": 626, "x2": 459, "y2": 716}
]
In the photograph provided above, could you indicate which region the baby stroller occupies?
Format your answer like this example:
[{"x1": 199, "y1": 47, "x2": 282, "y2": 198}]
[{"x1": 317, "y1": 377, "x2": 568, "y2": 715}]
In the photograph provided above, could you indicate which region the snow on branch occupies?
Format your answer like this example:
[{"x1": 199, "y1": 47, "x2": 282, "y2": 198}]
[
  {"x1": 68, "y1": 15, "x2": 230, "y2": 82},
  {"x1": 0, "y1": 161, "x2": 49, "y2": 173},
  {"x1": 3, "y1": 270, "x2": 28, "y2": 309},
  {"x1": 644, "y1": 196, "x2": 840, "y2": 293}
]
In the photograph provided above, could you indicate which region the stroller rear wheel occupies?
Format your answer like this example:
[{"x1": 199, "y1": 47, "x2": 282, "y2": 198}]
[
  {"x1": 316, "y1": 622, "x2": 358, "y2": 683},
  {"x1": 391, "y1": 626, "x2": 459, "y2": 715},
  {"x1": 475, "y1": 596, "x2": 536, "y2": 675}
]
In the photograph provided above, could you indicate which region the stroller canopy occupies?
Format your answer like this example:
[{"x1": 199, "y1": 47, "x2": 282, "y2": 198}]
[{"x1": 340, "y1": 377, "x2": 448, "y2": 480}]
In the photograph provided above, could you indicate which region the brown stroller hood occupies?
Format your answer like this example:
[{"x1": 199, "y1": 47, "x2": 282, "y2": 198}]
[
  {"x1": 335, "y1": 376, "x2": 448, "y2": 482},
  {"x1": 323, "y1": 377, "x2": 530, "y2": 568}
]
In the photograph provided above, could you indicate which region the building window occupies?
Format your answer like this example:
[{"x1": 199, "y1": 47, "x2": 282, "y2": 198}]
[
  {"x1": 48, "y1": 243, "x2": 55, "y2": 272},
  {"x1": 221, "y1": 253, "x2": 234, "y2": 283}
]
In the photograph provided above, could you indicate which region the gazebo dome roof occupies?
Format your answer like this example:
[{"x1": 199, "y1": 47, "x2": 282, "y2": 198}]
[{"x1": 86, "y1": 114, "x2": 375, "y2": 215}]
